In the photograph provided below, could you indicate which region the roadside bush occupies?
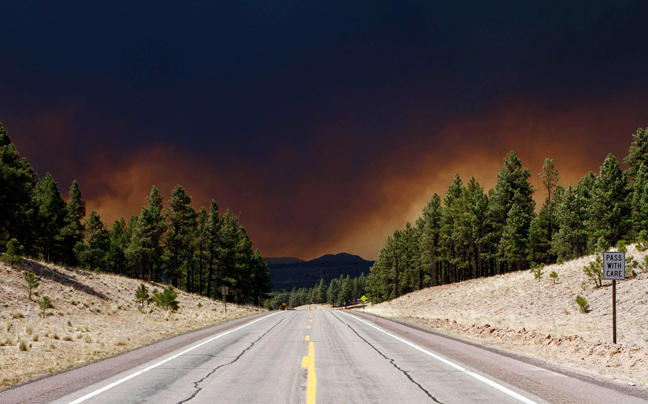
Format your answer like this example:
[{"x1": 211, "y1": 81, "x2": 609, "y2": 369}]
[
  {"x1": 1, "y1": 238, "x2": 24, "y2": 268},
  {"x1": 583, "y1": 256, "x2": 603, "y2": 288},
  {"x1": 18, "y1": 339, "x2": 29, "y2": 351},
  {"x1": 22, "y1": 272, "x2": 39, "y2": 300},
  {"x1": 39, "y1": 296, "x2": 52, "y2": 318},
  {"x1": 151, "y1": 286, "x2": 179, "y2": 311},
  {"x1": 549, "y1": 271, "x2": 559, "y2": 284},
  {"x1": 135, "y1": 284, "x2": 150, "y2": 309},
  {"x1": 530, "y1": 263, "x2": 544, "y2": 281},
  {"x1": 575, "y1": 295, "x2": 590, "y2": 313}
]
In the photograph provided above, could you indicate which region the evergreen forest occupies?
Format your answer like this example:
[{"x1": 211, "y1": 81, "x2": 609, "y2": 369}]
[
  {"x1": 367, "y1": 127, "x2": 648, "y2": 303},
  {"x1": 0, "y1": 122, "x2": 271, "y2": 305}
]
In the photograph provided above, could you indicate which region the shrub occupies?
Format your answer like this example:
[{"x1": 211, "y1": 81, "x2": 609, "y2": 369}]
[
  {"x1": 32, "y1": 334, "x2": 39, "y2": 342},
  {"x1": 5, "y1": 319, "x2": 12, "y2": 333},
  {"x1": 135, "y1": 284, "x2": 150, "y2": 308},
  {"x1": 549, "y1": 271, "x2": 559, "y2": 284},
  {"x1": 151, "y1": 286, "x2": 179, "y2": 311},
  {"x1": 18, "y1": 339, "x2": 29, "y2": 351},
  {"x1": 616, "y1": 240, "x2": 627, "y2": 253},
  {"x1": 39, "y1": 296, "x2": 53, "y2": 318},
  {"x1": 530, "y1": 263, "x2": 544, "y2": 280},
  {"x1": 25, "y1": 325, "x2": 33, "y2": 335},
  {"x1": 583, "y1": 256, "x2": 603, "y2": 288},
  {"x1": 1, "y1": 238, "x2": 24, "y2": 268},
  {"x1": 636, "y1": 230, "x2": 648, "y2": 252},
  {"x1": 22, "y1": 272, "x2": 40, "y2": 300},
  {"x1": 575, "y1": 295, "x2": 590, "y2": 313}
]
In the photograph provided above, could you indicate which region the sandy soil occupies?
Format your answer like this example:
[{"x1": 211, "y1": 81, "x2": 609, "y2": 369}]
[
  {"x1": 364, "y1": 245, "x2": 648, "y2": 387},
  {"x1": 0, "y1": 259, "x2": 265, "y2": 390}
]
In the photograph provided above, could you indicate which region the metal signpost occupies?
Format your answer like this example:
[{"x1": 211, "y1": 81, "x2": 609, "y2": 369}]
[
  {"x1": 360, "y1": 295, "x2": 367, "y2": 311},
  {"x1": 221, "y1": 286, "x2": 229, "y2": 315},
  {"x1": 602, "y1": 252, "x2": 625, "y2": 344}
]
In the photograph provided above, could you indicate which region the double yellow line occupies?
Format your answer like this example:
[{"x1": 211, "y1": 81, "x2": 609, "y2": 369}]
[{"x1": 302, "y1": 311, "x2": 316, "y2": 404}]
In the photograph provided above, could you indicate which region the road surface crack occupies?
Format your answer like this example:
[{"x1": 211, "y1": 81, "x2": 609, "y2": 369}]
[
  {"x1": 177, "y1": 316, "x2": 286, "y2": 403},
  {"x1": 332, "y1": 313, "x2": 444, "y2": 403}
]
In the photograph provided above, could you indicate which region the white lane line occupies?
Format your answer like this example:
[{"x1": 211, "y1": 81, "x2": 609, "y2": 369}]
[
  {"x1": 67, "y1": 312, "x2": 282, "y2": 404},
  {"x1": 341, "y1": 312, "x2": 538, "y2": 404}
]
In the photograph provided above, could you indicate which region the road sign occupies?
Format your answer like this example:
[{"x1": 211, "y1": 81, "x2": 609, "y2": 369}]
[
  {"x1": 360, "y1": 295, "x2": 367, "y2": 302},
  {"x1": 603, "y1": 252, "x2": 625, "y2": 280},
  {"x1": 221, "y1": 286, "x2": 229, "y2": 295}
]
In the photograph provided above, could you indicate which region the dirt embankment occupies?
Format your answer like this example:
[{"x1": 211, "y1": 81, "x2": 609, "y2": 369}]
[
  {"x1": 0, "y1": 259, "x2": 265, "y2": 389},
  {"x1": 365, "y1": 246, "x2": 648, "y2": 387}
]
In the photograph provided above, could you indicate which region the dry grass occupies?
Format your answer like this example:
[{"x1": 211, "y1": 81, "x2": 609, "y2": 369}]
[
  {"x1": 365, "y1": 245, "x2": 648, "y2": 387},
  {"x1": 0, "y1": 259, "x2": 265, "y2": 390}
]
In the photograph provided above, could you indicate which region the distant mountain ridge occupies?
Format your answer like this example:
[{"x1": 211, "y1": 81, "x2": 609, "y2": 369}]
[{"x1": 265, "y1": 253, "x2": 374, "y2": 291}]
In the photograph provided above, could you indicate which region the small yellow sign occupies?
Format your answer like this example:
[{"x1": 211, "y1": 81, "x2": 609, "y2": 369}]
[{"x1": 361, "y1": 295, "x2": 367, "y2": 302}]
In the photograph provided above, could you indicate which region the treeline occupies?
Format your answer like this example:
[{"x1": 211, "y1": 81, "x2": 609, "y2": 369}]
[
  {"x1": 265, "y1": 273, "x2": 368, "y2": 310},
  {"x1": 0, "y1": 122, "x2": 271, "y2": 305},
  {"x1": 368, "y1": 127, "x2": 648, "y2": 303}
]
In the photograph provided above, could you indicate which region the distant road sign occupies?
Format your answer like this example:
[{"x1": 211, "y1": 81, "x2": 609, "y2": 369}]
[
  {"x1": 360, "y1": 295, "x2": 367, "y2": 302},
  {"x1": 603, "y1": 252, "x2": 625, "y2": 280},
  {"x1": 221, "y1": 286, "x2": 229, "y2": 295}
]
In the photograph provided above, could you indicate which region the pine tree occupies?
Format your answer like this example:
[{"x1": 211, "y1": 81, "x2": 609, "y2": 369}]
[
  {"x1": 2, "y1": 238, "x2": 24, "y2": 268},
  {"x1": 58, "y1": 180, "x2": 86, "y2": 266},
  {"x1": 492, "y1": 151, "x2": 536, "y2": 272},
  {"x1": 126, "y1": 186, "x2": 166, "y2": 280},
  {"x1": 164, "y1": 185, "x2": 196, "y2": 288},
  {"x1": 75, "y1": 210, "x2": 109, "y2": 271},
  {"x1": 631, "y1": 164, "x2": 648, "y2": 234},
  {"x1": 0, "y1": 122, "x2": 37, "y2": 249},
  {"x1": 107, "y1": 218, "x2": 129, "y2": 274},
  {"x1": 586, "y1": 154, "x2": 630, "y2": 249},
  {"x1": 250, "y1": 249, "x2": 271, "y2": 306},
  {"x1": 205, "y1": 200, "x2": 221, "y2": 298},
  {"x1": 33, "y1": 173, "x2": 67, "y2": 262},
  {"x1": 419, "y1": 193, "x2": 442, "y2": 286},
  {"x1": 624, "y1": 127, "x2": 648, "y2": 180},
  {"x1": 552, "y1": 185, "x2": 587, "y2": 261},
  {"x1": 539, "y1": 158, "x2": 560, "y2": 242}
]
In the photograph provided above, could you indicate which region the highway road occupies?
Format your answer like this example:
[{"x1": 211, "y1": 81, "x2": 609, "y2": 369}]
[{"x1": 3, "y1": 309, "x2": 648, "y2": 404}]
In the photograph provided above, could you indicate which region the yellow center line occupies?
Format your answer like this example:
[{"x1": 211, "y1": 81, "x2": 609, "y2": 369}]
[
  {"x1": 309, "y1": 319, "x2": 312, "y2": 322},
  {"x1": 301, "y1": 356, "x2": 309, "y2": 368},
  {"x1": 307, "y1": 341, "x2": 316, "y2": 404},
  {"x1": 307, "y1": 325, "x2": 311, "y2": 329},
  {"x1": 305, "y1": 335, "x2": 310, "y2": 341}
]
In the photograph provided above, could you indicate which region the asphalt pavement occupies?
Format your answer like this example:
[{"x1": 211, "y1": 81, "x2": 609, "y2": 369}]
[{"x1": 3, "y1": 309, "x2": 648, "y2": 404}]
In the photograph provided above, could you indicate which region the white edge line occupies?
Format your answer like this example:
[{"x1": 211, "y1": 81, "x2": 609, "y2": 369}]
[
  {"x1": 341, "y1": 312, "x2": 538, "y2": 404},
  {"x1": 67, "y1": 312, "x2": 281, "y2": 404}
]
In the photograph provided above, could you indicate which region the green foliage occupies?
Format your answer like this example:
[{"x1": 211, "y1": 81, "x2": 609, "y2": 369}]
[
  {"x1": 57, "y1": 180, "x2": 86, "y2": 266},
  {"x1": 33, "y1": 173, "x2": 67, "y2": 262},
  {"x1": 549, "y1": 271, "x2": 558, "y2": 284},
  {"x1": 22, "y1": 272, "x2": 40, "y2": 300},
  {"x1": 151, "y1": 286, "x2": 179, "y2": 311},
  {"x1": 616, "y1": 240, "x2": 627, "y2": 253},
  {"x1": 530, "y1": 263, "x2": 544, "y2": 280},
  {"x1": 586, "y1": 155, "x2": 630, "y2": 251},
  {"x1": 575, "y1": 295, "x2": 590, "y2": 313},
  {"x1": 39, "y1": 296, "x2": 52, "y2": 318},
  {"x1": 636, "y1": 230, "x2": 648, "y2": 252},
  {"x1": 624, "y1": 127, "x2": 648, "y2": 179},
  {"x1": 0, "y1": 122, "x2": 37, "y2": 250},
  {"x1": 2, "y1": 238, "x2": 24, "y2": 268},
  {"x1": 135, "y1": 284, "x2": 150, "y2": 307},
  {"x1": 75, "y1": 210, "x2": 110, "y2": 271},
  {"x1": 583, "y1": 256, "x2": 603, "y2": 288}
]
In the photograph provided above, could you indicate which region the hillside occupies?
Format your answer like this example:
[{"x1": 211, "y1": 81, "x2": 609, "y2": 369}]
[
  {"x1": 364, "y1": 245, "x2": 648, "y2": 387},
  {"x1": 0, "y1": 259, "x2": 265, "y2": 390},
  {"x1": 266, "y1": 252, "x2": 374, "y2": 290}
]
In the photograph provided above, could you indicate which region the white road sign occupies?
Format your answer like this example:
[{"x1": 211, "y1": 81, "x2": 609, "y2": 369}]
[{"x1": 602, "y1": 252, "x2": 625, "y2": 280}]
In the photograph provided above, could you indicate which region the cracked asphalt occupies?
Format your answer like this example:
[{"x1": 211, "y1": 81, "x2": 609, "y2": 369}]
[{"x1": 5, "y1": 310, "x2": 648, "y2": 404}]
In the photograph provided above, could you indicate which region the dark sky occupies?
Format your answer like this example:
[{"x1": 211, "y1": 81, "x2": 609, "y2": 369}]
[{"x1": 2, "y1": 1, "x2": 648, "y2": 259}]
